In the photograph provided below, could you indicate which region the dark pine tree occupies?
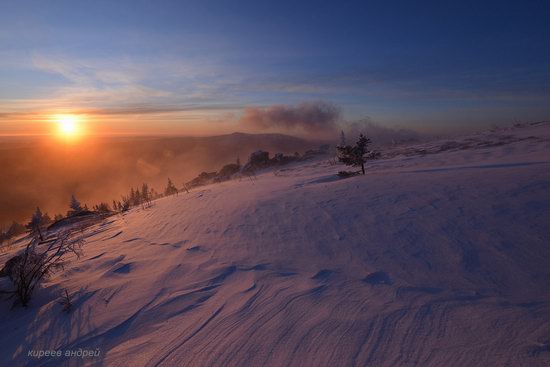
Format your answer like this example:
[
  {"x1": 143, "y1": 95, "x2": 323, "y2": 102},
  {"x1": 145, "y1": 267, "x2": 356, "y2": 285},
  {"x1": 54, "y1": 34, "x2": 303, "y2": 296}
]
[
  {"x1": 27, "y1": 207, "x2": 45, "y2": 241},
  {"x1": 336, "y1": 134, "x2": 372, "y2": 175},
  {"x1": 141, "y1": 183, "x2": 150, "y2": 203},
  {"x1": 68, "y1": 194, "x2": 83, "y2": 216},
  {"x1": 164, "y1": 178, "x2": 178, "y2": 196}
]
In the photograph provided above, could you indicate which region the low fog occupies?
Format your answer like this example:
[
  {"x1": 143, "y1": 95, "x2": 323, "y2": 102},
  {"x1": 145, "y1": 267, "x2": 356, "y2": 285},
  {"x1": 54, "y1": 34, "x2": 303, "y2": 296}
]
[{"x1": 0, "y1": 133, "x2": 311, "y2": 227}]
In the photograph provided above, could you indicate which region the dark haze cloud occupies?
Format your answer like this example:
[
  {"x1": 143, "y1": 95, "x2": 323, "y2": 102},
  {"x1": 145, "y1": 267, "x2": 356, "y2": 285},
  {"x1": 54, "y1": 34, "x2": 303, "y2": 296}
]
[
  {"x1": 240, "y1": 101, "x2": 341, "y2": 135},
  {"x1": 239, "y1": 101, "x2": 426, "y2": 144}
]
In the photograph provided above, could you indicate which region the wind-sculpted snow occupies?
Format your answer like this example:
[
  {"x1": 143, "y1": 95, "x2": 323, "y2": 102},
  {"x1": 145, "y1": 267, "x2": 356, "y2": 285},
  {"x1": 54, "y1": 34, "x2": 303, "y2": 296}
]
[{"x1": 1, "y1": 123, "x2": 550, "y2": 366}]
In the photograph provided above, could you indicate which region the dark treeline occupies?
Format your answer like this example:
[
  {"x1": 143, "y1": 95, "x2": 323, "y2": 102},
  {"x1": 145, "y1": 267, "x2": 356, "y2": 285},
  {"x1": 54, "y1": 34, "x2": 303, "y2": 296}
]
[
  {"x1": 1, "y1": 144, "x2": 334, "y2": 247},
  {"x1": 0, "y1": 133, "x2": 312, "y2": 228},
  {"x1": 1, "y1": 177, "x2": 188, "y2": 246}
]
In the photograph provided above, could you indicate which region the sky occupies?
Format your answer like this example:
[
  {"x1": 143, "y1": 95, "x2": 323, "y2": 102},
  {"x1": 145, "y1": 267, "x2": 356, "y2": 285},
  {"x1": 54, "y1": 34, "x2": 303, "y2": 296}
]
[{"x1": 1, "y1": 0, "x2": 549, "y2": 137}]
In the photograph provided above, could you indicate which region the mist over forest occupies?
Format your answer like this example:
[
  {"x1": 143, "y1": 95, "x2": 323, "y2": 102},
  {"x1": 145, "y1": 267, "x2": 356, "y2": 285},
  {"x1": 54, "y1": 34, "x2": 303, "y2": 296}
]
[{"x1": 0, "y1": 132, "x2": 314, "y2": 227}]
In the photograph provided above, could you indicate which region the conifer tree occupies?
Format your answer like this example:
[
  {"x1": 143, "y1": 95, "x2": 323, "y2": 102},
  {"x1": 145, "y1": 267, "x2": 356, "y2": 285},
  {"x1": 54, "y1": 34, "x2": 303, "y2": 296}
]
[
  {"x1": 27, "y1": 207, "x2": 45, "y2": 241},
  {"x1": 336, "y1": 134, "x2": 371, "y2": 175},
  {"x1": 68, "y1": 194, "x2": 83, "y2": 216},
  {"x1": 130, "y1": 188, "x2": 136, "y2": 206},
  {"x1": 141, "y1": 183, "x2": 150, "y2": 203},
  {"x1": 135, "y1": 187, "x2": 143, "y2": 205},
  {"x1": 164, "y1": 178, "x2": 178, "y2": 196}
]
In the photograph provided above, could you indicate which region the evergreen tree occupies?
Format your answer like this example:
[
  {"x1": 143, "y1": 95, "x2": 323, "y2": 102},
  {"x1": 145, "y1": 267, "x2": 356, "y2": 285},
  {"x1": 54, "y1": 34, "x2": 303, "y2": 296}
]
[
  {"x1": 121, "y1": 198, "x2": 130, "y2": 211},
  {"x1": 68, "y1": 194, "x2": 83, "y2": 216},
  {"x1": 27, "y1": 207, "x2": 45, "y2": 241},
  {"x1": 130, "y1": 188, "x2": 136, "y2": 206},
  {"x1": 94, "y1": 202, "x2": 111, "y2": 213},
  {"x1": 141, "y1": 183, "x2": 150, "y2": 203},
  {"x1": 336, "y1": 134, "x2": 371, "y2": 175},
  {"x1": 164, "y1": 178, "x2": 178, "y2": 196},
  {"x1": 135, "y1": 187, "x2": 143, "y2": 205}
]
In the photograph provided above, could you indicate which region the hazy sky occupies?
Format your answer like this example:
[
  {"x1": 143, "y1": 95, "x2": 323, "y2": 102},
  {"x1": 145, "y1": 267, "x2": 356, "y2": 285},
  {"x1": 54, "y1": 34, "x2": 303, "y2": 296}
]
[{"x1": 1, "y1": 0, "x2": 549, "y2": 136}]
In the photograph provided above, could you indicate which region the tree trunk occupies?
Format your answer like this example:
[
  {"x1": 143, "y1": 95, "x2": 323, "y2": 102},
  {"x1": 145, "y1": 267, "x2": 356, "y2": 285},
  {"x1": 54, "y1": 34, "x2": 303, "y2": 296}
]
[{"x1": 361, "y1": 162, "x2": 365, "y2": 175}]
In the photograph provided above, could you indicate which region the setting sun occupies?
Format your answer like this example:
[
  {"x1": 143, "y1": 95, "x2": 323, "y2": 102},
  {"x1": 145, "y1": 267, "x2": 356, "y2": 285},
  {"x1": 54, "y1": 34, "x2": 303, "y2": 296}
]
[
  {"x1": 1, "y1": 2, "x2": 549, "y2": 366},
  {"x1": 54, "y1": 114, "x2": 84, "y2": 140}
]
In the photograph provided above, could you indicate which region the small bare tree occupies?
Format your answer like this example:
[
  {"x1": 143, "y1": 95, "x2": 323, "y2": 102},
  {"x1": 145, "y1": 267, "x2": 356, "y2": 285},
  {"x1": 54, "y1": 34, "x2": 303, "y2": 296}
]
[{"x1": 3, "y1": 229, "x2": 84, "y2": 307}]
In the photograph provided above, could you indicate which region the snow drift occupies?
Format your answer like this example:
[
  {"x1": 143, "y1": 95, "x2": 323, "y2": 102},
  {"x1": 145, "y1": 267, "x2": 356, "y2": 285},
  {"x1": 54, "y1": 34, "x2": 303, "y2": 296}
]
[{"x1": 1, "y1": 122, "x2": 550, "y2": 366}]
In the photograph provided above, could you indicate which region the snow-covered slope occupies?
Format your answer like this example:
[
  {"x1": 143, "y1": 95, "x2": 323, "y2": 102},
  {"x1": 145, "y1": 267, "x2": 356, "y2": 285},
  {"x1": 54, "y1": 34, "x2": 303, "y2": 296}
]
[{"x1": 2, "y1": 123, "x2": 550, "y2": 366}]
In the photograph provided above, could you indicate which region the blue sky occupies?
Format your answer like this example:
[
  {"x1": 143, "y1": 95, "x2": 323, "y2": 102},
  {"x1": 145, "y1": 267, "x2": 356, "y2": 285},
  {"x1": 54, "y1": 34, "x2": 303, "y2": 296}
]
[{"x1": 1, "y1": 0, "x2": 549, "y2": 135}]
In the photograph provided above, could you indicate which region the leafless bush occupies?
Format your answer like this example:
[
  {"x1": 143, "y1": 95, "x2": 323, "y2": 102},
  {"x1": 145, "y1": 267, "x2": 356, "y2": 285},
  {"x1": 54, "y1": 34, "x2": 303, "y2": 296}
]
[{"x1": 2, "y1": 229, "x2": 84, "y2": 307}]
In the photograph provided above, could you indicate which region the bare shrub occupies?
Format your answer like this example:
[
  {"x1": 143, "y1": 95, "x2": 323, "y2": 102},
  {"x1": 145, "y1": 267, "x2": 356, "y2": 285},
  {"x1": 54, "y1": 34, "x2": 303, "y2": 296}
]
[{"x1": 2, "y1": 229, "x2": 84, "y2": 307}]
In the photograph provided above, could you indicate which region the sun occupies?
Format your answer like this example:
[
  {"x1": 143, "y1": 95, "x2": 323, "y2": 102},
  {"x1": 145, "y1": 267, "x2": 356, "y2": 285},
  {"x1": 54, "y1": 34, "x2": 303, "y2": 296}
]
[{"x1": 54, "y1": 114, "x2": 84, "y2": 140}]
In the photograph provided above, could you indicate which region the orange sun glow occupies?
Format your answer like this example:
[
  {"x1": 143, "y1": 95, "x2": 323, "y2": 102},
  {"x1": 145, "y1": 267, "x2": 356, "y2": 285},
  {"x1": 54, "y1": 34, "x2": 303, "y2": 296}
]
[{"x1": 54, "y1": 115, "x2": 85, "y2": 140}]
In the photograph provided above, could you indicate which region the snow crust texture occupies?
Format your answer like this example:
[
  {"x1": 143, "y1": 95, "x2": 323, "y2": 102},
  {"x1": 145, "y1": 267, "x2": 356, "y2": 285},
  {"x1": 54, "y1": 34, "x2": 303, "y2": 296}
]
[{"x1": 1, "y1": 123, "x2": 550, "y2": 366}]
